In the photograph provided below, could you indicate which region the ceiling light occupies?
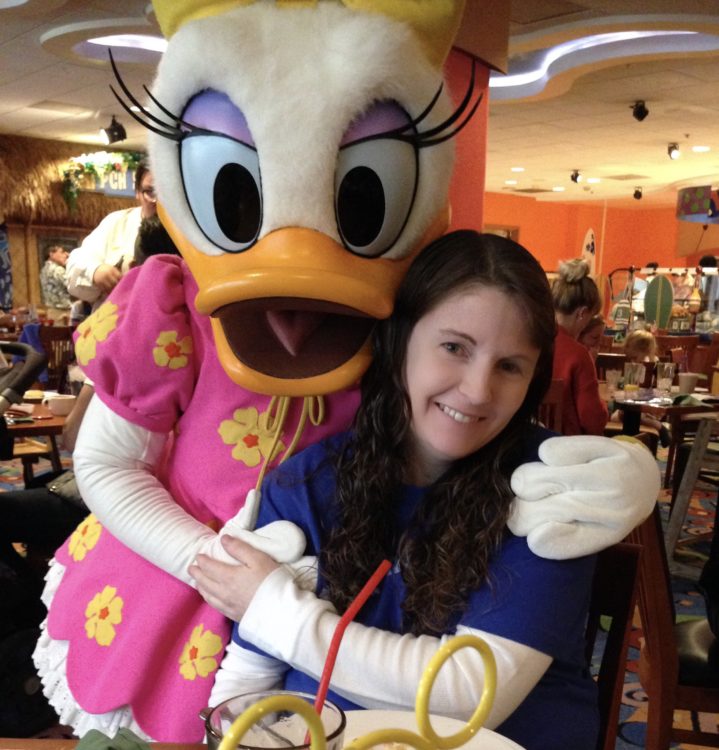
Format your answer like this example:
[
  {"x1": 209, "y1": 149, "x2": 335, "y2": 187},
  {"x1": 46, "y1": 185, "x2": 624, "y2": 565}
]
[
  {"x1": 668, "y1": 143, "x2": 680, "y2": 160},
  {"x1": 100, "y1": 115, "x2": 126, "y2": 145},
  {"x1": 552, "y1": 186, "x2": 565, "y2": 192},
  {"x1": 571, "y1": 170, "x2": 582, "y2": 183},
  {"x1": 631, "y1": 100, "x2": 649, "y2": 121},
  {"x1": 510, "y1": 166, "x2": 525, "y2": 172},
  {"x1": 692, "y1": 145, "x2": 711, "y2": 153},
  {"x1": 504, "y1": 179, "x2": 518, "y2": 185},
  {"x1": 633, "y1": 187, "x2": 643, "y2": 200},
  {"x1": 587, "y1": 177, "x2": 601, "y2": 184}
]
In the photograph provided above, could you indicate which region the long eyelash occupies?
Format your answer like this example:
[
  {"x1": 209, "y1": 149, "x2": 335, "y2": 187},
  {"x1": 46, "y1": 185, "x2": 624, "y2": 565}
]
[
  {"x1": 356, "y1": 54, "x2": 483, "y2": 149},
  {"x1": 108, "y1": 49, "x2": 193, "y2": 142}
]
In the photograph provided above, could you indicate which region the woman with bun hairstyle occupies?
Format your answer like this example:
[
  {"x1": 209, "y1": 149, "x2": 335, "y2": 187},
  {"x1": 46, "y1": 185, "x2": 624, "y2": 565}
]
[{"x1": 551, "y1": 259, "x2": 608, "y2": 435}]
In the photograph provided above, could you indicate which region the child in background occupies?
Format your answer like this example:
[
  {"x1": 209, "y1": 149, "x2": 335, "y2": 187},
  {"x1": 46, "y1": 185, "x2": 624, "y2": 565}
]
[
  {"x1": 611, "y1": 328, "x2": 670, "y2": 446},
  {"x1": 578, "y1": 315, "x2": 606, "y2": 361},
  {"x1": 191, "y1": 231, "x2": 659, "y2": 750}
]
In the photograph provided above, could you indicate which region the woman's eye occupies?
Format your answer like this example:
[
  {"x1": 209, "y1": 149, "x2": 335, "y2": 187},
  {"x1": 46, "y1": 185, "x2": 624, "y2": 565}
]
[
  {"x1": 442, "y1": 342, "x2": 463, "y2": 355},
  {"x1": 500, "y1": 361, "x2": 522, "y2": 375},
  {"x1": 335, "y1": 138, "x2": 418, "y2": 257},
  {"x1": 180, "y1": 133, "x2": 262, "y2": 253}
]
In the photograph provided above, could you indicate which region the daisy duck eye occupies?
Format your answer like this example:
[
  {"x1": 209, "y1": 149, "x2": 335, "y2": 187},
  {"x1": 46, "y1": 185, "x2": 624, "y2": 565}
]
[
  {"x1": 335, "y1": 101, "x2": 418, "y2": 258},
  {"x1": 179, "y1": 90, "x2": 262, "y2": 253}
]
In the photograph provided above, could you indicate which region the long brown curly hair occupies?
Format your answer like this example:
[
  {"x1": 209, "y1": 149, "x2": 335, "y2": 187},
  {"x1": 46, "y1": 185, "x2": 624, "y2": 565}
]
[{"x1": 319, "y1": 230, "x2": 556, "y2": 636}]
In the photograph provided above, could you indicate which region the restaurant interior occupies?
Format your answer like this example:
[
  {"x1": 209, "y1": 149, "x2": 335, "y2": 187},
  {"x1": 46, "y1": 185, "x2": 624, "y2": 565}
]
[{"x1": 1, "y1": 1, "x2": 719, "y2": 749}]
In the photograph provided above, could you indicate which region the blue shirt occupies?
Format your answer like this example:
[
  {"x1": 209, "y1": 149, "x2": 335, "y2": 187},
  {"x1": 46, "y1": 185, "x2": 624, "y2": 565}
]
[{"x1": 234, "y1": 427, "x2": 598, "y2": 750}]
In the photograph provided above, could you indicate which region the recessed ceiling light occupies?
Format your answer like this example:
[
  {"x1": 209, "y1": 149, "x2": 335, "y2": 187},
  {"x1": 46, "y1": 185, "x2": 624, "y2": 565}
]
[
  {"x1": 505, "y1": 179, "x2": 518, "y2": 185},
  {"x1": 510, "y1": 167, "x2": 525, "y2": 172},
  {"x1": 586, "y1": 177, "x2": 601, "y2": 184},
  {"x1": 88, "y1": 34, "x2": 168, "y2": 53},
  {"x1": 552, "y1": 186, "x2": 566, "y2": 192},
  {"x1": 692, "y1": 145, "x2": 711, "y2": 153}
]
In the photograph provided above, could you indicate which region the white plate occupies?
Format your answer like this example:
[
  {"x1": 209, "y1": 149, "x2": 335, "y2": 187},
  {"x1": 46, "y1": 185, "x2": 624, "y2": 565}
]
[{"x1": 344, "y1": 710, "x2": 525, "y2": 749}]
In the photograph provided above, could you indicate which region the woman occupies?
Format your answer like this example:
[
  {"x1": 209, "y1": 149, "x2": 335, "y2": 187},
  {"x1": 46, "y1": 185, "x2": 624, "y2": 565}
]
[
  {"x1": 193, "y1": 231, "x2": 601, "y2": 750},
  {"x1": 552, "y1": 259, "x2": 608, "y2": 435}
]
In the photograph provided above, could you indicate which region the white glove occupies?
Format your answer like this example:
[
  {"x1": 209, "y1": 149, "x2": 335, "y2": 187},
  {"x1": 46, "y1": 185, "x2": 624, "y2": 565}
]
[
  {"x1": 199, "y1": 489, "x2": 308, "y2": 565},
  {"x1": 508, "y1": 435, "x2": 659, "y2": 559}
]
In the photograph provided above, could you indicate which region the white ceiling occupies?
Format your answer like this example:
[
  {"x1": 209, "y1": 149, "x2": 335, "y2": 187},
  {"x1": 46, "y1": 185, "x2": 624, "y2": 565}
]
[{"x1": 0, "y1": 0, "x2": 718, "y2": 210}]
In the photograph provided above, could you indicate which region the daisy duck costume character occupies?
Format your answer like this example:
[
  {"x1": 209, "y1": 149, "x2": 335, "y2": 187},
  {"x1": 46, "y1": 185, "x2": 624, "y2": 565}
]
[{"x1": 34, "y1": 0, "x2": 659, "y2": 743}]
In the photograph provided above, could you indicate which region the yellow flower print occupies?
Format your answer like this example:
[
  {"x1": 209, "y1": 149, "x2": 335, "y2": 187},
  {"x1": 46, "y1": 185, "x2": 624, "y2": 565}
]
[
  {"x1": 153, "y1": 330, "x2": 193, "y2": 370},
  {"x1": 179, "y1": 624, "x2": 223, "y2": 680},
  {"x1": 76, "y1": 301, "x2": 119, "y2": 366},
  {"x1": 69, "y1": 514, "x2": 102, "y2": 562},
  {"x1": 85, "y1": 585, "x2": 123, "y2": 647},
  {"x1": 218, "y1": 406, "x2": 285, "y2": 467}
]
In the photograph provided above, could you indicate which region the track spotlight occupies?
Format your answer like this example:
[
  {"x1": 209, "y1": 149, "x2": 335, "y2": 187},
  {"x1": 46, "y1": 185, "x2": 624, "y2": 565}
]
[
  {"x1": 667, "y1": 142, "x2": 680, "y2": 160},
  {"x1": 631, "y1": 100, "x2": 649, "y2": 121},
  {"x1": 633, "y1": 187, "x2": 643, "y2": 200},
  {"x1": 100, "y1": 115, "x2": 127, "y2": 145},
  {"x1": 570, "y1": 170, "x2": 582, "y2": 183}
]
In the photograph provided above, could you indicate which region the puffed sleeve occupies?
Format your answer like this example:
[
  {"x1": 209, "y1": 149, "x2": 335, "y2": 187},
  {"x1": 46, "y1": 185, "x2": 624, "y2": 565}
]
[{"x1": 74, "y1": 255, "x2": 194, "y2": 434}]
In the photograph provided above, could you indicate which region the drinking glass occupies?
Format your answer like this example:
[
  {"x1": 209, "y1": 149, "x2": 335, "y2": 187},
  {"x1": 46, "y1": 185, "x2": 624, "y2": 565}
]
[
  {"x1": 655, "y1": 362, "x2": 675, "y2": 396},
  {"x1": 205, "y1": 691, "x2": 346, "y2": 750},
  {"x1": 623, "y1": 362, "x2": 645, "y2": 394},
  {"x1": 605, "y1": 369, "x2": 621, "y2": 395}
]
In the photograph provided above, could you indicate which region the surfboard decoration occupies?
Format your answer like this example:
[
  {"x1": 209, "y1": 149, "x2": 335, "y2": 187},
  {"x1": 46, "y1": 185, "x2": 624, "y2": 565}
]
[
  {"x1": 595, "y1": 272, "x2": 612, "y2": 319},
  {"x1": 582, "y1": 228, "x2": 596, "y2": 276},
  {"x1": 644, "y1": 274, "x2": 674, "y2": 329}
]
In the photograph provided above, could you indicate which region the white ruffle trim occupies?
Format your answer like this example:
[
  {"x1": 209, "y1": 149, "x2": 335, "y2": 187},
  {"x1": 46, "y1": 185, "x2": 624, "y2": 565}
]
[{"x1": 33, "y1": 558, "x2": 153, "y2": 741}]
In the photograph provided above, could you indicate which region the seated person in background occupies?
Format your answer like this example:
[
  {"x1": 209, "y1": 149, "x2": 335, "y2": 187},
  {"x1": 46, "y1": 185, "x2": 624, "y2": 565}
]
[
  {"x1": 551, "y1": 259, "x2": 608, "y2": 435},
  {"x1": 578, "y1": 314, "x2": 605, "y2": 361},
  {"x1": 193, "y1": 232, "x2": 604, "y2": 750},
  {"x1": 0, "y1": 382, "x2": 93, "y2": 601},
  {"x1": 609, "y1": 328, "x2": 670, "y2": 447},
  {"x1": 623, "y1": 328, "x2": 658, "y2": 364}
]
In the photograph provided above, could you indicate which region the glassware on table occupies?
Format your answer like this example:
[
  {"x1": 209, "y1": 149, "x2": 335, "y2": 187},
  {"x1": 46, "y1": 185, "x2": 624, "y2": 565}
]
[
  {"x1": 206, "y1": 691, "x2": 346, "y2": 750},
  {"x1": 623, "y1": 362, "x2": 646, "y2": 394},
  {"x1": 605, "y1": 369, "x2": 621, "y2": 395},
  {"x1": 655, "y1": 362, "x2": 676, "y2": 396}
]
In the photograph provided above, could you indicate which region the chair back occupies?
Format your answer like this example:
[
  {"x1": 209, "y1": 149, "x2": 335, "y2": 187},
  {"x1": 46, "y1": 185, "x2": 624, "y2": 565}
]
[
  {"x1": 538, "y1": 379, "x2": 563, "y2": 432},
  {"x1": 586, "y1": 542, "x2": 641, "y2": 750},
  {"x1": 656, "y1": 334, "x2": 699, "y2": 372},
  {"x1": 38, "y1": 325, "x2": 75, "y2": 393},
  {"x1": 595, "y1": 352, "x2": 625, "y2": 381}
]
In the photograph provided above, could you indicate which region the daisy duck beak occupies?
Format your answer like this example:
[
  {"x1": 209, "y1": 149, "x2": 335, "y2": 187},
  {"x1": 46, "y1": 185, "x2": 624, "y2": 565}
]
[{"x1": 159, "y1": 203, "x2": 449, "y2": 396}]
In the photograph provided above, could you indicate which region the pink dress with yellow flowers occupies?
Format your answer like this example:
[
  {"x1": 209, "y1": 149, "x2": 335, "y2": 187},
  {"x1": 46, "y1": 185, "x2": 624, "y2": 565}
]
[{"x1": 35, "y1": 255, "x2": 359, "y2": 742}]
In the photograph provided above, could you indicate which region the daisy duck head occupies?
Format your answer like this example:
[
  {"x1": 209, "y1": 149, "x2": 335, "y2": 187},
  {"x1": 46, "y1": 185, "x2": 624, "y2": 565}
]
[{"x1": 121, "y1": 0, "x2": 483, "y2": 396}]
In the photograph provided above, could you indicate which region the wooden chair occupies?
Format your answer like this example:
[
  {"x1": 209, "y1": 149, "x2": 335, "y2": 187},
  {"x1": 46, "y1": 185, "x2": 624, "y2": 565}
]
[
  {"x1": 586, "y1": 541, "x2": 642, "y2": 750},
  {"x1": 656, "y1": 334, "x2": 700, "y2": 372},
  {"x1": 538, "y1": 378, "x2": 563, "y2": 432},
  {"x1": 627, "y1": 504, "x2": 719, "y2": 749},
  {"x1": 38, "y1": 324, "x2": 75, "y2": 393},
  {"x1": 595, "y1": 352, "x2": 625, "y2": 381}
]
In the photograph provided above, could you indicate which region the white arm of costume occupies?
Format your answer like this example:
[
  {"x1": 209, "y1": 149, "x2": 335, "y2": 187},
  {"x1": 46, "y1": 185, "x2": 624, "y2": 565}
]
[
  {"x1": 209, "y1": 641, "x2": 287, "y2": 708},
  {"x1": 509, "y1": 435, "x2": 659, "y2": 559},
  {"x1": 238, "y1": 568, "x2": 550, "y2": 728},
  {"x1": 73, "y1": 398, "x2": 305, "y2": 585}
]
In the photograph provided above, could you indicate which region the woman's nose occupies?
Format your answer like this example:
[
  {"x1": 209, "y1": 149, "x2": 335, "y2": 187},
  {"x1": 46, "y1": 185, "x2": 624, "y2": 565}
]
[{"x1": 458, "y1": 365, "x2": 492, "y2": 404}]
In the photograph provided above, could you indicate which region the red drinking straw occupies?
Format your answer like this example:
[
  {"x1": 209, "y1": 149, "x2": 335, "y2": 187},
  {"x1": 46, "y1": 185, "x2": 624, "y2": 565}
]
[{"x1": 305, "y1": 558, "x2": 392, "y2": 742}]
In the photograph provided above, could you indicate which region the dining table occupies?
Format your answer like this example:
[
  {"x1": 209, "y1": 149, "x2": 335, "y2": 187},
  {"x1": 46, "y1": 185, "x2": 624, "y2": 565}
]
[
  {"x1": 608, "y1": 386, "x2": 719, "y2": 487},
  {"x1": 5, "y1": 402, "x2": 66, "y2": 476}
]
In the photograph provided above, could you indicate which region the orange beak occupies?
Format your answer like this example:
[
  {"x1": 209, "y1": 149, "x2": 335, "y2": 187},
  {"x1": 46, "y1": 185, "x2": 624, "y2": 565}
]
[{"x1": 159, "y1": 204, "x2": 448, "y2": 396}]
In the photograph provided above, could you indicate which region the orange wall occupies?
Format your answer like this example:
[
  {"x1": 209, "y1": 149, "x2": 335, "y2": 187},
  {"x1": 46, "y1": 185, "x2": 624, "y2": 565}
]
[{"x1": 480, "y1": 191, "x2": 717, "y2": 273}]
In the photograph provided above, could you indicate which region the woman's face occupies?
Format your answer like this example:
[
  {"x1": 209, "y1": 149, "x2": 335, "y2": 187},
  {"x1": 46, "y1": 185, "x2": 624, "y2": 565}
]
[{"x1": 403, "y1": 285, "x2": 541, "y2": 485}]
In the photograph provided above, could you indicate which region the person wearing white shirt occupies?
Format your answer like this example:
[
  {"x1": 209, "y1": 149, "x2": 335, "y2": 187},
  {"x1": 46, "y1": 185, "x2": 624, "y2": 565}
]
[{"x1": 66, "y1": 162, "x2": 156, "y2": 309}]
